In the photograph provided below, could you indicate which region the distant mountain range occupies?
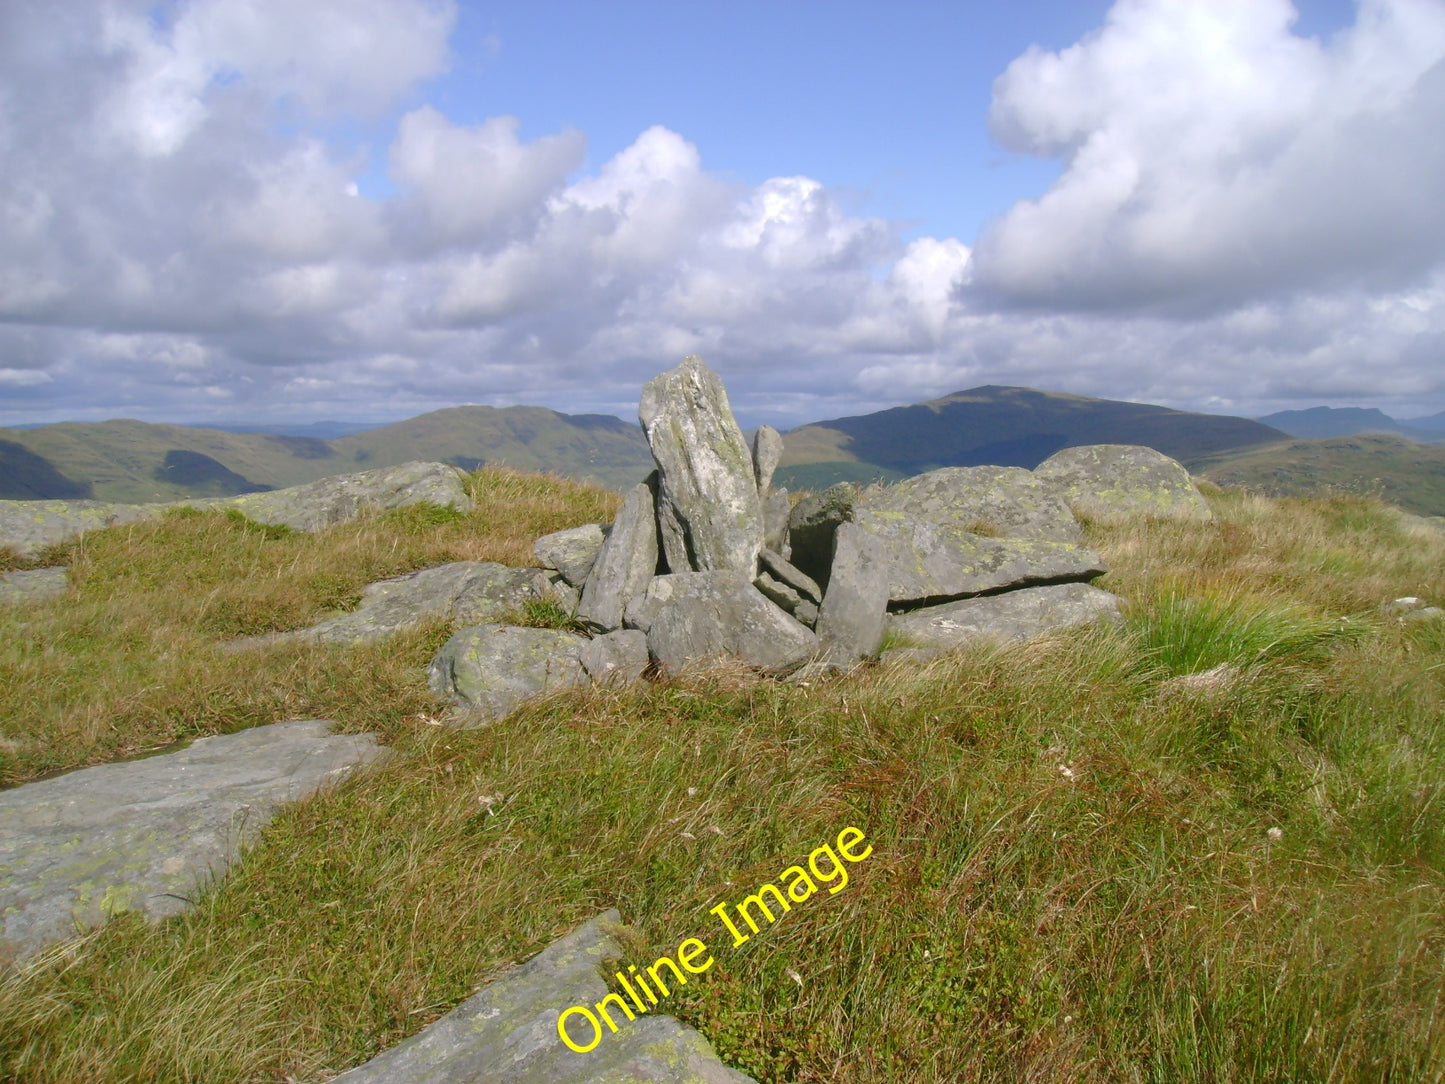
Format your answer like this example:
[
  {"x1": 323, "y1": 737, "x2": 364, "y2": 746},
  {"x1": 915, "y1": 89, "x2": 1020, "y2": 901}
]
[
  {"x1": 1257, "y1": 406, "x2": 1445, "y2": 442},
  {"x1": 5, "y1": 387, "x2": 1443, "y2": 516}
]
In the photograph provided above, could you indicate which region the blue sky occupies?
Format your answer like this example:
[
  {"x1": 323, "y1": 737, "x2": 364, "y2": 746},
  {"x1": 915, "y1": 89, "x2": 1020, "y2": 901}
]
[{"x1": 0, "y1": 0, "x2": 1439, "y2": 430}]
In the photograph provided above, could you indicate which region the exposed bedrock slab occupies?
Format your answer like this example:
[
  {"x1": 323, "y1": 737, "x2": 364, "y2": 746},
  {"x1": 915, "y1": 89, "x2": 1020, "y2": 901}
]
[
  {"x1": 1034, "y1": 444, "x2": 1213, "y2": 522},
  {"x1": 428, "y1": 625, "x2": 590, "y2": 720},
  {"x1": 333, "y1": 909, "x2": 755, "y2": 1084},
  {"x1": 0, "y1": 567, "x2": 69, "y2": 605},
  {"x1": 577, "y1": 483, "x2": 659, "y2": 632},
  {"x1": 815, "y1": 522, "x2": 891, "y2": 666},
  {"x1": 234, "y1": 562, "x2": 552, "y2": 649},
  {"x1": 0, "y1": 462, "x2": 472, "y2": 558},
  {"x1": 886, "y1": 582, "x2": 1123, "y2": 651},
  {"x1": 854, "y1": 508, "x2": 1107, "y2": 605},
  {"x1": 861, "y1": 466, "x2": 1083, "y2": 543},
  {"x1": 639, "y1": 357, "x2": 763, "y2": 574},
  {"x1": 535, "y1": 525, "x2": 607, "y2": 588},
  {"x1": 0, "y1": 720, "x2": 387, "y2": 966},
  {"x1": 625, "y1": 571, "x2": 818, "y2": 675}
]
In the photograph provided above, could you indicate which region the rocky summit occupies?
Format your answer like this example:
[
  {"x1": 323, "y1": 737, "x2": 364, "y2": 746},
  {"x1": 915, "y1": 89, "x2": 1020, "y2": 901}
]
[{"x1": 431, "y1": 356, "x2": 1216, "y2": 714}]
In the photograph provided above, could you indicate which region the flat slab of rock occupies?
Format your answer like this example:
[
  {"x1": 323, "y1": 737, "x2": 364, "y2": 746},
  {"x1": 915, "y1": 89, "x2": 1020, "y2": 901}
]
[
  {"x1": 626, "y1": 571, "x2": 817, "y2": 675},
  {"x1": 0, "y1": 462, "x2": 473, "y2": 557},
  {"x1": 886, "y1": 583, "x2": 1123, "y2": 651},
  {"x1": 0, "y1": 567, "x2": 69, "y2": 605},
  {"x1": 333, "y1": 909, "x2": 755, "y2": 1083},
  {"x1": 640, "y1": 357, "x2": 763, "y2": 574},
  {"x1": 854, "y1": 508, "x2": 1106, "y2": 605},
  {"x1": 815, "y1": 522, "x2": 890, "y2": 665},
  {"x1": 233, "y1": 563, "x2": 552, "y2": 649},
  {"x1": 428, "y1": 625, "x2": 590, "y2": 720},
  {"x1": 1034, "y1": 444, "x2": 1212, "y2": 522},
  {"x1": 861, "y1": 466, "x2": 1083, "y2": 543},
  {"x1": 0, "y1": 720, "x2": 387, "y2": 965}
]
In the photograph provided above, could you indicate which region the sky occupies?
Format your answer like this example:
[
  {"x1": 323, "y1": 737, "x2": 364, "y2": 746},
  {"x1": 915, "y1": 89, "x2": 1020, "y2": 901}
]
[{"x1": 2, "y1": 0, "x2": 1443, "y2": 432}]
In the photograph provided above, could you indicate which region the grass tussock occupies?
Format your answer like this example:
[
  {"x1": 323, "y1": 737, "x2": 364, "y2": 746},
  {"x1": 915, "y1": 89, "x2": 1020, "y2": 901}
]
[{"x1": 1, "y1": 487, "x2": 1443, "y2": 1081}]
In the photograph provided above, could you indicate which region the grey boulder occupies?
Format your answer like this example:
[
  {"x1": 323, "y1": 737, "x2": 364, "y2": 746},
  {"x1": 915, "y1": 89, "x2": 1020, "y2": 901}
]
[
  {"x1": 814, "y1": 522, "x2": 891, "y2": 666},
  {"x1": 861, "y1": 466, "x2": 1083, "y2": 543},
  {"x1": 428, "y1": 625, "x2": 589, "y2": 720},
  {"x1": 886, "y1": 582, "x2": 1122, "y2": 651},
  {"x1": 626, "y1": 571, "x2": 818, "y2": 675},
  {"x1": 576, "y1": 483, "x2": 659, "y2": 632},
  {"x1": 639, "y1": 357, "x2": 763, "y2": 574},
  {"x1": 761, "y1": 488, "x2": 792, "y2": 558},
  {"x1": 0, "y1": 567, "x2": 69, "y2": 605},
  {"x1": 1034, "y1": 444, "x2": 1212, "y2": 522},
  {"x1": 332, "y1": 909, "x2": 754, "y2": 1084},
  {"x1": 853, "y1": 507, "x2": 1106, "y2": 604},
  {"x1": 535, "y1": 525, "x2": 607, "y2": 588},
  {"x1": 0, "y1": 720, "x2": 387, "y2": 965},
  {"x1": 579, "y1": 629, "x2": 651, "y2": 685}
]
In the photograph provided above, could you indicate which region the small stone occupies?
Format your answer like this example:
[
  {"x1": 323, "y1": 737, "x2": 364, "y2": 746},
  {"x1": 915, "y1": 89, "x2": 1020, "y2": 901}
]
[
  {"x1": 578, "y1": 629, "x2": 650, "y2": 685},
  {"x1": 427, "y1": 625, "x2": 589, "y2": 720},
  {"x1": 534, "y1": 524, "x2": 606, "y2": 587}
]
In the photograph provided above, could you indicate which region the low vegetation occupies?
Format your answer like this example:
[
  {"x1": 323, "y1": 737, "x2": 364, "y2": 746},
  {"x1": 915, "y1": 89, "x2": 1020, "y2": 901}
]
[{"x1": 2, "y1": 477, "x2": 1443, "y2": 1082}]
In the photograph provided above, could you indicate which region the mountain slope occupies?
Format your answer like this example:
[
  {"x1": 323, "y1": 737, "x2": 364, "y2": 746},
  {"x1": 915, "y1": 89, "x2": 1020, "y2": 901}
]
[
  {"x1": 1192, "y1": 434, "x2": 1445, "y2": 516},
  {"x1": 1258, "y1": 406, "x2": 1445, "y2": 443},
  {"x1": 776, "y1": 385, "x2": 1284, "y2": 489}
]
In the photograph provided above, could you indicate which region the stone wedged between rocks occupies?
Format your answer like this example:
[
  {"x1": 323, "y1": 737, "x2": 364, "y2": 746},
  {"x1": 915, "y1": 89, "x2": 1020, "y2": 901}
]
[
  {"x1": 535, "y1": 524, "x2": 607, "y2": 588},
  {"x1": 1034, "y1": 444, "x2": 1213, "y2": 522},
  {"x1": 576, "y1": 482, "x2": 659, "y2": 632},
  {"x1": 332, "y1": 909, "x2": 756, "y2": 1083},
  {"x1": 640, "y1": 357, "x2": 763, "y2": 575},
  {"x1": 0, "y1": 720, "x2": 387, "y2": 966},
  {"x1": 815, "y1": 521, "x2": 890, "y2": 666},
  {"x1": 625, "y1": 571, "x2": 818, "y2": 675},
  {"x1": 0, "y1": 461, "x2": 473, "y2": 558},
  {"x1": 885, "y1": 582, "x2": 1123, "y2": 653}
]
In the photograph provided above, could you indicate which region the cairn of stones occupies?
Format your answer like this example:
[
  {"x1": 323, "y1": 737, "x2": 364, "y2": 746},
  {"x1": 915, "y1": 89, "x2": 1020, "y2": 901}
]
[{"x1": 431, "y1": 355, "x2": 1214, "y2": 715}]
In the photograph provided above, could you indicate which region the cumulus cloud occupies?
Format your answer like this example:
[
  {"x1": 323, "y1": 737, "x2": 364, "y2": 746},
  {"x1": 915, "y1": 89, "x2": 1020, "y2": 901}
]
[
  {"x1": 976, "y1": 0, "x2": 1445, "y2": 311},
  {"x1": 0, "y1": 0, "x2": 1441, "y2": 428}
]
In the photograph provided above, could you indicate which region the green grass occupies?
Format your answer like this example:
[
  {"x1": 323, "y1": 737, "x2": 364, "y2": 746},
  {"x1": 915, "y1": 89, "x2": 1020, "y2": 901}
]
[{"x1": 2, "y1": 484, "x2": 1444, "y2": 1081}]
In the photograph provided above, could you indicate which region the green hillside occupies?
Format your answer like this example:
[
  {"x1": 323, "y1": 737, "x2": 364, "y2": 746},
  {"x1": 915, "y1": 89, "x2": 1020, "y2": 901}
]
[
  {"x1": 0, "y1": 407, "x2": 654, "y2": 502},
  {"x1": 780, "y1": 385, "x2": 1285, "y2": 477},
  {"x1": 1191, "y1": 434, "x2": 1445, "y2": 517}
]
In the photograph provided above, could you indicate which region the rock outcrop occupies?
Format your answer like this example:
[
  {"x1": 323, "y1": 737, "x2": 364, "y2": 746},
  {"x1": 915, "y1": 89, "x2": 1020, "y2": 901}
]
[
  {"x1": 0, "y1": 720, "x2": 387, "y2": 965},
  {"x1": 0, "y1": 567, "x2": 68, "y2": 605},
  {"x1": 428, "y1": 625, "x2": 591, "y2": 720},
  {"x1": 0, "y1": 461, "x2": 473, "y2": 558},
  {"x1": 1034, "y1": 444, "x2": 1213, "y2": 522},
  {"x1": 332, "y1": 910, "x2": 755, "y2": 1083},
  {"x1": 885, "y1": 583, "x2": 1123, "y2": 654}
]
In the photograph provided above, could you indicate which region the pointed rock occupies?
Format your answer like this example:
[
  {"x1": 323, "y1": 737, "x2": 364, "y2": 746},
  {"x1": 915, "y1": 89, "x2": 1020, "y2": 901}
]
[
  {"x1": 751, "y1": 424, "x2": 785, "y2": 495},
  {"x1": 639, "y1": 357, "x2": 763, "y2": 574},
  {"x1": 576, "y1": 483, "x2": 659, "y2": 632}
]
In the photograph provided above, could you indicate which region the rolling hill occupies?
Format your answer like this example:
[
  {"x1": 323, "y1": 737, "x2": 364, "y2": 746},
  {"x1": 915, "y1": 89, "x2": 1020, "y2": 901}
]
[
  {"x1": 1257, "y1": 406, "x2": 1445, "y2": 443},
  {"x1": 1191, "y1": 433, "x2": 1445, "y2": 517},
  {"x1": 774, "y1": 385, "x2": 1285, "y2": 490}
]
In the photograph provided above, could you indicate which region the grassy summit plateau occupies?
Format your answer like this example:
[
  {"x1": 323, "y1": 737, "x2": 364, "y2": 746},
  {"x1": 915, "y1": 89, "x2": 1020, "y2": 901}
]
[{"x1": 1, "y1": 468, "x2": 1443, "y2": 1082}]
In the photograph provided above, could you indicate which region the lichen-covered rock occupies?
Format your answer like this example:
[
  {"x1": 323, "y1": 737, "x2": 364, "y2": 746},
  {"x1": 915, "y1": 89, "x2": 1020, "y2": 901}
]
[
  {"x1": 0, "y1": 461, "x2": 473, "y2": 557},
  {"x1": 0, "y1": 720, "x2": 387, "y2": 965},
  {"x1": 787, "y1": 483, "x2": 858, "y2": 586},
  {"x1": 579, "y1": 629, "x2": 650, "y2": 685},
  {"x1": 814, "y1": 522, "x2": 891, "y2": 665},
  {"x1": 854, "y1": 508, "x2": 1106, "y2": 604},
  {"x1": 639, "y1": 357, "x2": 763, "y2": 574},
  {"x1": 332, "y1": 910, "x2": 755, "y2": 1083},
  {"x1": 577, "y1": 483, "x2": 659, "y2": 632},
  {"x1": 751, "y1": 425, "x2": 785, "y2": 495},
  {"x1": 428, "y1": 625, "x2": 589, "y2": 720},
  {"x1": 197, "y1": 460, "x2": 473, "y2": 531},
  {"x1": 0, "y1": 500, "x2": 157, "y2": 558},
  {"x1": 535, "y1": 525, "x2": 607, "y2": 588},
  {"x1": 626, "y1": 571, "x2": 817, "y2": 675},
  {"x1": 0, "y1": 567, "x2": 69, "y2": 605},
  {"x1": 861, "y1": 466, "x2": 1082, "y2": 543},
  {"x1": 886, "y1": 582, "x2": 1122, "y2": 650},
  {"x1": 227, "y1": 562, "x2": 551, "y2": 649},
  {"x1": 1034, "y1": 444, "x2": 1212, "y2": 522}
]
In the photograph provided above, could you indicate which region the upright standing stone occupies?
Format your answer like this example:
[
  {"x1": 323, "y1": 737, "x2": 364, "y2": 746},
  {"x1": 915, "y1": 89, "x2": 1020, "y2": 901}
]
[
  {"x1": 576, "y1": 483, "x2": 659, "y2": 632},
  {"x1": 751, "y1": 425, "x2": 785, "y2": 495},
  {"x1": 815, "y1": 522, "x2": 891, "y2": 665},
  {"x1": 639, "y1": 357, "x2": 764, "y2": 575}
]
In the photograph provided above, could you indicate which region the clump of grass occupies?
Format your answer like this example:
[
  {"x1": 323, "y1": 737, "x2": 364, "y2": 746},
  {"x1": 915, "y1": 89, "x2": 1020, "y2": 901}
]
[{"x1": 501, "y1": 595, "x2": 588, "y2": 633}]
